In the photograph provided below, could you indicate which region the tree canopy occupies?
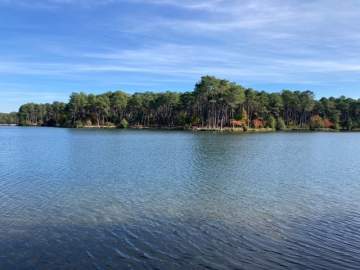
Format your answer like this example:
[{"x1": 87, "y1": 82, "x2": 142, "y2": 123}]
[
  {"x1": 3, "y1": 76, "x2": 360, "y2": 131},
  {"x1": 0, "y1": 112, "x2": 18, "y2": 124}
]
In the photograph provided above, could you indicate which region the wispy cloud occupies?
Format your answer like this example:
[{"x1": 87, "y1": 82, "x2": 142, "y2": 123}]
[
  {"x1": 1, "y1": 0, "x2": 360, "y2": 112},
  {"x1": 3, "y1": 42, "x2": 360, "y2": 82},
  {"x1": 137, "y1": 0, "x2": 223, "y2": 10}
]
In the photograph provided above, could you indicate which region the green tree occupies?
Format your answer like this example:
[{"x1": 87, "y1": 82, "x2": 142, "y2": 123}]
[
  {"x1": 276, "y1": 117, "x2": 286, "y2": 130},
  {"x1": 10, "y1": 75, "x2": 360, "y2": 131}
]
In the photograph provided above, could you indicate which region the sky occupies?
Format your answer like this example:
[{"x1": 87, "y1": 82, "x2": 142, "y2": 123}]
[{"x1": 1, "y1": 0, "x2": 360, "y2": 112}]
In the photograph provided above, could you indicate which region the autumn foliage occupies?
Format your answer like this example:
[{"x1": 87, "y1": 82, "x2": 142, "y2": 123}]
[
  {"x1": 230, "y1": 119, "x2": 247, "y2": 127},
  {"x1": 310, "y1": 115, "x2": 325, "y2": 129},
  {"x1": 252, "y1": 118, "x2": 264, "y2": 129},
  {"x1": 323, "y1": 118, "x2": 334, "y2": 128}
]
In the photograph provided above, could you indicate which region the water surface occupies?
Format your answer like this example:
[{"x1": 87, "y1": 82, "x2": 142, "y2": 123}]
[{"x1": 1, "y1": 127, "x2": 360, "y2": 269}]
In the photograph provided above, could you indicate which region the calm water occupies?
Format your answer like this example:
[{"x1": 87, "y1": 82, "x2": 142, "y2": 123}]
[{"x1": 1, "y1": 127, "x2": 360, "y2": 269}]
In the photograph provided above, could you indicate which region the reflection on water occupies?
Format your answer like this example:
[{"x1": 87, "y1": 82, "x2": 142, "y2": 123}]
[{"x1": 1, "y1": 127, "x2": 360, "y2": 269}]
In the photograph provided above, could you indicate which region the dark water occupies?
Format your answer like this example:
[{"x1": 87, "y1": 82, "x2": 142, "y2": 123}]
[{"x1": 1, "y1": 127, "x2": 360, "y2": 270}]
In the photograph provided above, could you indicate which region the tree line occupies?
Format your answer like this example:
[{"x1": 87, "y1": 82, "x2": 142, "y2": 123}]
[
  {"x1": 2, "y1": 76, "x2": 360, "y2": 130},
  {"x1": 0, "y1": 112, "x2": 18, "y2": 125}
]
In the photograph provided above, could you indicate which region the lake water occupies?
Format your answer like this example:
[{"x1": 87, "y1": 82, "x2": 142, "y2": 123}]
[{"x1": 1, "y1": 127, "x2": 360, "y2": 269}]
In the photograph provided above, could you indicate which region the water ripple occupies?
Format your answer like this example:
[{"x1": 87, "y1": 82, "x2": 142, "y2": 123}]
[{"x1": 1, "y1": 128, "x2": 360, "y2": 269}]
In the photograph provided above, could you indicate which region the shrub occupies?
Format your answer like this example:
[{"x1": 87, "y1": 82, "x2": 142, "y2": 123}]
[
  {"x1": 276, "y1": 118, "x2": 286, "y2": 130},
  {"x1": 85, "y1": 119, "x2": 92, "y2": 126},
  {"x1": 265, "y1": 116, "x2": 276, "y2": 129},
  {"x1": 74, "y1": 120, "x2": 84, "y2": 128},
  {"x1": 346, "y1": 119, "x2": 353, "y2": 131},
  {"x1": 191, "y1": 116, "x2": 201, "y2": 126},
  {"x1": 323, "y1": 118, "x2": 334, "y2": 129},
  {"x1": 119, "y1": 118, "x2": 128, "y2": 129},
  {"x1": 310, "y1": 115, "x2": 324, "y2": 130},
  {"x1": 252, "y1": 118, "x2": 264, "y2": 129}
]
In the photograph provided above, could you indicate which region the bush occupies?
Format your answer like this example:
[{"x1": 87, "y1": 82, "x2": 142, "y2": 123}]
[
  {"x1": 310, "y1": 115, "x2": 324, "y2": 130},
  {"x1": 85, "y1": 119, "x2": 92, "y2": 126},
  {"x1": 104, "y1": 122, "x2": 114, "y2": 127},
  {"x1": 323, "y1": 118, "x2": 334, "y2": 129},
  {"x1": 252, "y1": 118, "x2": 264, "y2": 129},
  {"x1": 265, "y1": 116, "x2": 276, "y2": 129},
  {"x1": 119, "y1": 118, "x2": 128, "y2": 129},
  {"x1": 276, "y1": 118, "x2": 286, "y2": 130},
  {"x1": 178, "y1": 112, "x2": 191, "y2": 126},
  {"x1": 191, "y1": 116, "x2": 201, "y2": 126},
  {"x1": 346, "y1": 119, "x2": 353, "y2": 131},
  {"x1": 74, "y1": 120, "x2": 84, "y2": 128}
]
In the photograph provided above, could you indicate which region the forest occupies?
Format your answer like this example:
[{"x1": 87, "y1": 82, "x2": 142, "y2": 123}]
[
  {"x1": 1, "y1": 76, "x2": 360, "y2": 131},
  {"x1": 0, "y1": 112, "x2": 18, "y2": 125}
]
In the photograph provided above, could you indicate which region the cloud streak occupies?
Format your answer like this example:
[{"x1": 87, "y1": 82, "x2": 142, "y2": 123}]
[{"x1": 1, "y1": 0, "x2": 360, "y2": 111}]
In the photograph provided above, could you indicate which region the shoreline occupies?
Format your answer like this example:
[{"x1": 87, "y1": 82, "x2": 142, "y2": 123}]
[
  {"x1": 3, "y1": 124, "x2": 359, "y2": 133},
  {"x1": 0, "y1": 124, "x2": 17, "y2": 126}
]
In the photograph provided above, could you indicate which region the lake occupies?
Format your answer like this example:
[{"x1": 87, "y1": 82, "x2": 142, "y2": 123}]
[{"x1": 1, "y1": 127, "x2": 360, "y2": 269}]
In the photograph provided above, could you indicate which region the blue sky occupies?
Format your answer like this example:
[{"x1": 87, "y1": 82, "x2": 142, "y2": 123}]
[{"x1": 1, "y1": 0, "x2": 360, "y2": 112}]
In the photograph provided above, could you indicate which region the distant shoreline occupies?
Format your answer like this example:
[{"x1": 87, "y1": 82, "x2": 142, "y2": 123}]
[
  {"x1": 2, "y1": 76, "x2": 360, "y2": 132},
  {"x1": 3, "y1": 124, "x2": 359, "y2": 133}
]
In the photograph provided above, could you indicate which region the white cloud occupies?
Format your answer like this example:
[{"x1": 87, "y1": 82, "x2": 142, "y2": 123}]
[
  {"x1": 2, "y1": 0, "x2": 360, "y2": 98},
  {"x1": 3, "y1": 41, "x2": 360, "y2": 86}
]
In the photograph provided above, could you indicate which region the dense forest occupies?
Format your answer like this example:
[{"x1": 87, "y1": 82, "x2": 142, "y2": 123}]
[
  {"x1": 0, "y1": 112, "x2": 18, "y2": 125},
  {"x1": 1, "y1": 76, "x2": 360, "y2": 131}
]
